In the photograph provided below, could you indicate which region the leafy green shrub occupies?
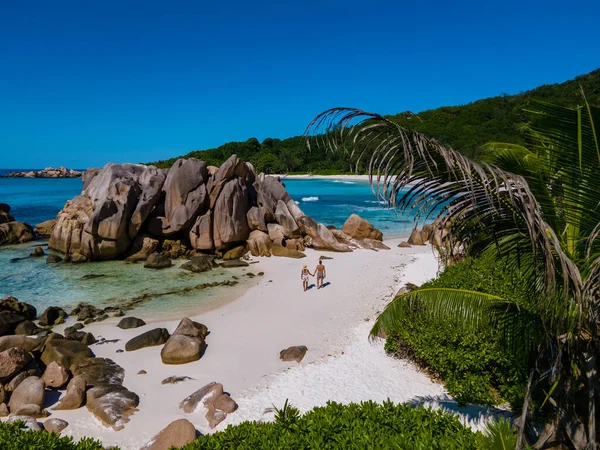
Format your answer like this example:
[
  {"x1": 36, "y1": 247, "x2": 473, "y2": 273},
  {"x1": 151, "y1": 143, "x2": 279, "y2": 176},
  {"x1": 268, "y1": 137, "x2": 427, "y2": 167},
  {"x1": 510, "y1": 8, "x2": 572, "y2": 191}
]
[
  {"x1": 0, "y1": 420, "x2": 110, "y2": 450},
  {"x1": 476, "y1": 417, "x2": 518, "y2": 450},
  {"x1": 182, "y1": 400, "x2": 481, "y2": 449},
  {"x1": 385, "y1": 258, "x2": 532, "y2": 408}
]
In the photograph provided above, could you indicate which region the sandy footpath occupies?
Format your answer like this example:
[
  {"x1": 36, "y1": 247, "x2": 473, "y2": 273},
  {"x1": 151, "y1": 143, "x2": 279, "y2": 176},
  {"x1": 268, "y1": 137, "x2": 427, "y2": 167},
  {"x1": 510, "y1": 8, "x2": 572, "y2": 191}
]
[{"x1": 40, "y1": 239, "x2": 499, "y2": 449}]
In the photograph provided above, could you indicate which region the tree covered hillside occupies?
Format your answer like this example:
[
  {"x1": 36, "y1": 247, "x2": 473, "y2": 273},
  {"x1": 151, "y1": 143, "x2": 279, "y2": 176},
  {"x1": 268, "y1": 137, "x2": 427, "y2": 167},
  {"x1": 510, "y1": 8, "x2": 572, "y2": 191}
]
[{"x1": 148, "y1": 68, "x2": 600, "y2": 172}]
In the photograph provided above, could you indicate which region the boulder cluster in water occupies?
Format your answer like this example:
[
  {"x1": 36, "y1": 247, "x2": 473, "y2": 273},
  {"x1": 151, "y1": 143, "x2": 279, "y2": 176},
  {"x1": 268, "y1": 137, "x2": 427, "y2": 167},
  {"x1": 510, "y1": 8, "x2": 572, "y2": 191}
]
[
  {"x1": 0, "y1": 203, "x2": 35, "y2": 247},
  {"x1": 44, "y1": 154, "x2": 389, "y2": 263},
  {"x1": 2, "y1": 167, "x2": 83, "y2": 178}
]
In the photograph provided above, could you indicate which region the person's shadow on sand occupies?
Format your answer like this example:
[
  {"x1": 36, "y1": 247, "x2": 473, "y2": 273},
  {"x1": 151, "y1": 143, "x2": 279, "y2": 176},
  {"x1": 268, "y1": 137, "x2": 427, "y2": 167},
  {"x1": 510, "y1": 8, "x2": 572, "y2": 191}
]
[
  {"x1": 307, "y1": 284, "x2": 316, "y2": 290},
  {"x1": 322, "y1": 282, "x2": 331, "y2": 288}
]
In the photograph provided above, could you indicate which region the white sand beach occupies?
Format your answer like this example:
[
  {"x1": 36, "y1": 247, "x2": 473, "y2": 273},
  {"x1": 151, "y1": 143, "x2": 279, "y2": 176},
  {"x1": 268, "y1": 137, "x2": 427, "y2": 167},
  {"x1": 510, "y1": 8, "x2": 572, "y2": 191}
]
[{"x1": 42, "y1": 239, "x2": 501, "y2": 449}]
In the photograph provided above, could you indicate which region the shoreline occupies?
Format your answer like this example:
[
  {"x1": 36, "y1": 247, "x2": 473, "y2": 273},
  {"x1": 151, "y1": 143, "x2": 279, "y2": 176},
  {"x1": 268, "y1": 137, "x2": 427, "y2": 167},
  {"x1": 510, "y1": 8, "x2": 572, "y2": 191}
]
[
  {"x1": 276, "y1": 173, "x2": 371, "y2": 181},
  {"x1": 42, "y1": 238, "x2": 458, "y2": 449}
]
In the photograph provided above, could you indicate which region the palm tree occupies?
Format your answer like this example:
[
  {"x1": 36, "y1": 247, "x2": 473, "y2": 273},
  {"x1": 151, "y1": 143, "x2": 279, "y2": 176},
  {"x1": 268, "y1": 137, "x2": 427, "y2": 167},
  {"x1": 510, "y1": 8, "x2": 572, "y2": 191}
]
[{"x1": 305, "y1": 97, "x2": 599, "y2": 449}]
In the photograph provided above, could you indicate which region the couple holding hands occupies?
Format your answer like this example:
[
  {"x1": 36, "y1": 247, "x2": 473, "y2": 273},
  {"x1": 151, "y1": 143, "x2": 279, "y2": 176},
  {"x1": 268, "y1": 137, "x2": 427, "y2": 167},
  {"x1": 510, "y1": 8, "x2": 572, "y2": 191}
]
[{"x1": 300, "y1": 260, "x2": 326, "y2": 291}]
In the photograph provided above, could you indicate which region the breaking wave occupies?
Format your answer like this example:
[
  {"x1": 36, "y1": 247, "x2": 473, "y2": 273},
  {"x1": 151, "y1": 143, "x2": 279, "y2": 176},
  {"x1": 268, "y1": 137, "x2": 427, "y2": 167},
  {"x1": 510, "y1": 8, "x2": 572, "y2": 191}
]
[{"x1": 301, "y1": 196, "x2": 319, "y2": 202}]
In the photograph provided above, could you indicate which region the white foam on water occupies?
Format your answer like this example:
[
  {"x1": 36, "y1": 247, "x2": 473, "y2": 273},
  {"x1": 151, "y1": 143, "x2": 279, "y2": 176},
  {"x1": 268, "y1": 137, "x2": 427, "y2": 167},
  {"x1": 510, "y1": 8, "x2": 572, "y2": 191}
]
[{"x1": 301, "y1": 196, "x2": 319, "y2": 202}]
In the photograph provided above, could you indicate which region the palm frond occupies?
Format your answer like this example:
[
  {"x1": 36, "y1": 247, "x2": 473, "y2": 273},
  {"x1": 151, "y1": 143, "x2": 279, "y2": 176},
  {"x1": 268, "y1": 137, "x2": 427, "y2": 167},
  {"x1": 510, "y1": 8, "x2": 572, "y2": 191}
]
[{"x1": 305, "y1": 108, "x2": 582, "y2": 331}]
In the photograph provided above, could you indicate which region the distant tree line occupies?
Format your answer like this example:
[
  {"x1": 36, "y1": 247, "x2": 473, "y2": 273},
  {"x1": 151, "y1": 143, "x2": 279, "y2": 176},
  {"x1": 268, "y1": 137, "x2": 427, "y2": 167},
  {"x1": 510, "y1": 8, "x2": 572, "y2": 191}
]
[{"x1": 147, "y1": 68, "x2": 600, "y2": 172}]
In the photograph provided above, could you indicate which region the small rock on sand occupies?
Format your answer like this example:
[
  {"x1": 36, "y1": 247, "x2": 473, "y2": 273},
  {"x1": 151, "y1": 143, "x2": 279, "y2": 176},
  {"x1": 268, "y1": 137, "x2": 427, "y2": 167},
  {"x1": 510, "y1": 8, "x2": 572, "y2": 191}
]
[
  {"x1": 279, "y1": 345, "x2": 308, "y2": 363},
  {"x1": 44, "y1": 418, "x2": 69, "y2": 433}
]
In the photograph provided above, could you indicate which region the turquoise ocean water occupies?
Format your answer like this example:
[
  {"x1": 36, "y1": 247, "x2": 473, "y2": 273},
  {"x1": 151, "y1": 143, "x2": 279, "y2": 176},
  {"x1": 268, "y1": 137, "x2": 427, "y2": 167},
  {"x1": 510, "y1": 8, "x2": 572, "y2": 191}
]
[{"x1": 0, "y1": 174, "x2": 424, "y2": 317}]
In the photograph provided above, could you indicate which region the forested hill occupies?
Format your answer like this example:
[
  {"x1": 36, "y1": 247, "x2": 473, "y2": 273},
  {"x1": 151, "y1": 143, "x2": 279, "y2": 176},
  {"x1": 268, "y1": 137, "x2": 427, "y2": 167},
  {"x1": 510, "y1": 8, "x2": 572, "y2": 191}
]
[{"x1": 148, "y1": 68, "x2": 600, "y2": 174}]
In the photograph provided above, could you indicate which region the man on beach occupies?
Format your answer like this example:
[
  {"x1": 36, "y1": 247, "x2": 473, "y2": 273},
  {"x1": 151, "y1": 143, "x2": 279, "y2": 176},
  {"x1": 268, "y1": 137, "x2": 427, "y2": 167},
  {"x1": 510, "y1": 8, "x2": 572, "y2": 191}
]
[{"x1": 315, "y1": 260, "x2": 326, "y2": 289}]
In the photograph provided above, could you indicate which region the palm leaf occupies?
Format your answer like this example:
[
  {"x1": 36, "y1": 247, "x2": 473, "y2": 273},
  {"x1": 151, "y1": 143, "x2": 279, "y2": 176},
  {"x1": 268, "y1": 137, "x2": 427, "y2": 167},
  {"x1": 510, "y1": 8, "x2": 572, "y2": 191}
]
[{"x1": 305, "y1": 108, "x2": 583, "y2": 334}]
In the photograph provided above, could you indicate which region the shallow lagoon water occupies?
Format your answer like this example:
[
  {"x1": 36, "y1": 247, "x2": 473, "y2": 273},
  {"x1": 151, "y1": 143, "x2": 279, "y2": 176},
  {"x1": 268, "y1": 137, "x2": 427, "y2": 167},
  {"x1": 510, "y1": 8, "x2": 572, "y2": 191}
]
[
  {"x1": 0, "y1": 241, "x2": 254, "y2": 319},
  {"x1": 0, "y1": 175, "x2": 426, "y2": 316}
]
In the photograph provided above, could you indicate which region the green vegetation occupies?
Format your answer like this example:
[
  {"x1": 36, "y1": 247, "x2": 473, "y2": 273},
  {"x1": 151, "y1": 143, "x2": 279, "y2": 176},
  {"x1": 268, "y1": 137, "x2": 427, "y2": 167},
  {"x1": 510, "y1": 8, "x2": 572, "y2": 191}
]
[
  {"x1": 388, "y1": 68, "x2": 600, "y2": 158},
  {"x1": 0, "y1": 420, "x2": 110, "y2": 450},
  {"x1": 308, "y1": 94, "x2": 600, "y2": 448},
  {"x1": 148, "y1": 68, "x2": 599, "y2": 171},
  {"x1": 384, "y1": 259, "x2": 532, "y2": 408},
  {"x1": 0, "y1": 404, "x2": 519, "y2": 450},
  {"x1": 182, "y1": 401, "x2": 482, "y2": 449}
]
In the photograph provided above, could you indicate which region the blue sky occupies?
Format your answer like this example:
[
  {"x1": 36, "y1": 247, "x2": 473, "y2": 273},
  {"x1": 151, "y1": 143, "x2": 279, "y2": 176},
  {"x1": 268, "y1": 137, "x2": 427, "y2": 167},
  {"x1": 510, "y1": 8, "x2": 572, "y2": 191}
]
[{"x1": 1, "y1": 0, "x2": 599, "y2": 168}]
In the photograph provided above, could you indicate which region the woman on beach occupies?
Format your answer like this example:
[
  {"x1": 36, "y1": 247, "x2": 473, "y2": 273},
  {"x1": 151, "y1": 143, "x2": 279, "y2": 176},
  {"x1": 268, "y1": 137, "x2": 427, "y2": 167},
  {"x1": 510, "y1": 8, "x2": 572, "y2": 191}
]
[{"x1": 301, "y1": 264, "x2": 313, "y2": 291}]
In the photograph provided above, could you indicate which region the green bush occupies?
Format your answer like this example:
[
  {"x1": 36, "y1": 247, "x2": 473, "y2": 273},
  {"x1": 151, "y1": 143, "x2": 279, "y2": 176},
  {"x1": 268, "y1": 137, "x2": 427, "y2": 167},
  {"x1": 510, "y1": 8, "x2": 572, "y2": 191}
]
[
  {"x1": 384, "y1": 258, "x2": 532, "y2": 408},
  {"x1": 182, "y1": 400, "x2": 481, "y2": 449},
  {"x1": 0, "y1": 420, "x2": 110, "y2": 450}
]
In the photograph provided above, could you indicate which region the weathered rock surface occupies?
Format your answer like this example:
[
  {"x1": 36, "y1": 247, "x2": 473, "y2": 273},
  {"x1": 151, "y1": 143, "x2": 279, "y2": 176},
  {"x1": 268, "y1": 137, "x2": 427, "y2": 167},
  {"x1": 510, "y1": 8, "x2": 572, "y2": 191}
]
[
  {"x1": 0, "y1": 221, "x2": 35, "y2": 246},
  {"x1": 117, "y1": 317, "x2": 146, "y2": 329},
  {"x1": 407, "y1": 228, "x2": 426, "y2": 246},
  {"x1": 125, "y1": 328, "x2": 169, "y2": 352},
  {"x1": 213, "y1": 178, "x2": 250, "y2": 249},
  {"x1": 223, "y1": 245, "x2": 247, "y2": 260},
  {"x1": 271, "y1": 240, "x2": 306, "y2": 259},
  {"x1": 41, "y1": 339, "x2": 93, "y2": 369},
  {"x1": 14, "y1": 321, "x2": 39, "y2": 336},
  {"x1": 49, "y1": 163, "x2": 166, "y2": 260},
  {"x1": 53, "y1": 375, "x2": 86, "y2": 410},
  {"x1": 267, "y1": 223, "x2": 286, "y2": 242},
  {"x1": 34, "y1": 219, "x2": 56, "y2": 238},
  {"x1": 161, "y1": 318, "x2": 208, "y2": 365},
  {"x1": 0, "y1": 296, "x2": 37, "y2": 321},
  {"x1": 274, "y1": 200, "x2": 300, "y2": 237},
  {"x1": 44, "y1": 418, "x2": 69, "y2": 433},
  {"x1": 46, "y1": 254, "x2": 63, "y2": 264},
  {"x1": 125, "y1": 236, "x2": 159, "y2": 262},
  {"x1": 4, "y1": 167, "x2": 82, "y2": 178},
  {"x1": 161, "y1": 336, "x2": 205, "y2": 365},
  {"x1": 246, "y1": 206, "x2": 267, "y2": 232},
  {"x1": 398, "y1": 241, "x2": 411, "y2": 248},
  {"x1": 0, "y1": 347, "x2": 31, "y2": 379},
  {"x1": 153, "y1": 158, "x2": 208, "y2": 235},
  {"x1": 30, "y1": 246, "x2": 45, "y2": 257},
  {"x1": 0, "y1": 203, "x2": 14, "y2": 224},
  {"x1": 86, "y1": 384, "x2": 139, "y2": 430},
  {"x1": 144, "y1": 253, "x2": 172, "y2": 269},
  {"x1": 140, "y1": 418, "x2": 197, "y2": 450},
  {"x1": 181, "y1": 255, "x2": 218, "y2": 273},
  {"x1": 39, "y1": 306, "x2": 67, "y2": 326},
  {"x1": 219, "y1": 259, "x2": 249, "y2": 267},
  {"x1": 173, "y1": 318, "x2": 208, "y2": 340},
  {"x1": 42, "y1": 361, "x2": 69, "y2": 388},
  {"x1": 189, "y1": 210, "x2": 213, "y2": 251},
  {"x1": 179, "y1": 381, "x2": 237, "y2": 428},
  {"x1": 8, "y1": 376, "x2": 45, "y2": 417},
  {"x1": 71, "y1": 357, "x2": 124, "y2": 387},
  {"x1": 45, "y1": 156, "x2": 382, "y2": 263},
  {"x1": 0, "y1": 312, "x2": 28, "y2": 336},
  {"x1": 280, "y1": 345, "x2": 308, "y2": 363},
  {"x1": 342, "y1": 214, "x2": 383, "y2": 241},
  {"x1": 297, "y1": 216, "x2": 351, "y2": 252},
  {"x1": 247, "y1": 230, "x2": 272, "y2": 257},
  {"x1": 179, "y1": 382, "x2": 223, "y2": 414},
  {"x1": 214, "y1": 393, "x2": 238, "y2": 413}
]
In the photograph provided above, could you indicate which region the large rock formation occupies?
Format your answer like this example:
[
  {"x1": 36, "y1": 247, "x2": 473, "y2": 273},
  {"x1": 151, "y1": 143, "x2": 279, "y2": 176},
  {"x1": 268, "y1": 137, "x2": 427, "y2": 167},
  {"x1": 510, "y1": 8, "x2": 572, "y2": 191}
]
[
  {"x1": 49, "y1": 155, "x2": 385, "y2": 260},
  {"x1": 50, "y1": 164, "x2": 166, "y2": 261},
  {"x1": 3, "y1": 167, "x2": 82, "y2": 178}
]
